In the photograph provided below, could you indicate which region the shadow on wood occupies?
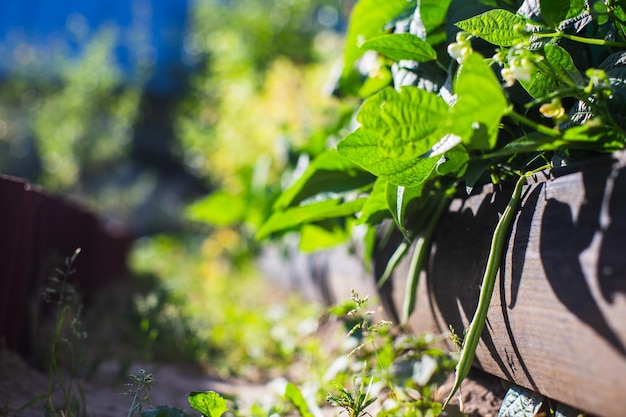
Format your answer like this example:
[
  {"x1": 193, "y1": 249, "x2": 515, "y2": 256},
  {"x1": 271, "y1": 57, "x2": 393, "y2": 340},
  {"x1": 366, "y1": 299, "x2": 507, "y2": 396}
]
[{"x1": 384, "y1": 152, "x2": 626, "y2": 416}]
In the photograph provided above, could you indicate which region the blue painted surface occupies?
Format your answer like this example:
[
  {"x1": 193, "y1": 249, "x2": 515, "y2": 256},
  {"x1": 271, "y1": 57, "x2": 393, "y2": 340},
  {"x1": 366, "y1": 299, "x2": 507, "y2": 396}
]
[{"x1": 0, "y1": 0, "x2": 192, "y2": 95}]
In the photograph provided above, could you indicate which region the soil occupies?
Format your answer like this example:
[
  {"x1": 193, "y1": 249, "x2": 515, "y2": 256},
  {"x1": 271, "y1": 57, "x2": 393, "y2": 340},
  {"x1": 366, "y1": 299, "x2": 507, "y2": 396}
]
[{"x1": 0, "y1": 279, "x2": 505, "y2": 417}]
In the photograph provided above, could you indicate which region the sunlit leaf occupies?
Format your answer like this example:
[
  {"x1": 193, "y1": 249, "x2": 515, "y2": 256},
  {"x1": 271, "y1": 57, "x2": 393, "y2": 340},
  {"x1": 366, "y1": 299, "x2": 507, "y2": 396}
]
[
  {"x1": 539, "y1": 0, "x2": 585, "y2": 28},
  {"x1": 337, "y1": 129, "x2": 440, "y2": 186},
  {"x1": 256, "y1": 198, "x2": 366, "y2": 239},
  {"x1": 386, "y1": 182, "x2": 426, "y2": 235},
  {"x1": 340, "y1": 0, "x2": 417, "y2": 94},
  {"x1": 361, "y1": 33, "x2": 437, "y2": 62},
  {"x1": 419, "y1": 0, "x2": 454, "y2": 37},
  {"x1": 273, "y1": 150, "x2": 375, "y2": 210},
  {"x1": 188, "y1": 391, "x2": 229, "y2": 417},
  {"x1": 451, "y1": 52, "x2": 508, "y2": 150},
  {"x1": 358, "y1": 178, "x2": 392, "y2": 225},
  {"x1": 356, "y1": 86, "x2": 450, "y2": 160},
  {"x1": 455, "y1": 9, "x2": 531, "y2": 46},
  {"x1": 186, "y1": 191, "x2": 247, "y2": 226},
  {"x1": 299, "y1": 222, "x2": 351, "y2": 252},
  {"x1": 519, "y1": 44, "x2": 583, "y2": 98}
]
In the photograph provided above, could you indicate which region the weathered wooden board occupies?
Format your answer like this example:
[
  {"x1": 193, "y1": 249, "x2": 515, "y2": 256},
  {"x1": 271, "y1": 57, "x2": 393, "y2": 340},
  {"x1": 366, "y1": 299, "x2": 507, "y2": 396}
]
[{"x1": 384, "y1": 152, "x2": 626, "y2": 416}]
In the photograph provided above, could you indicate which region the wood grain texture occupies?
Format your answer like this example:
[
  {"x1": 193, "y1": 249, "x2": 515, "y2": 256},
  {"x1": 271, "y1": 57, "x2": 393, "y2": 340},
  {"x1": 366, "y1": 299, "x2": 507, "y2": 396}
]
[{"x1": 388, "y1": 152, "x2": 626, "y2": 416}]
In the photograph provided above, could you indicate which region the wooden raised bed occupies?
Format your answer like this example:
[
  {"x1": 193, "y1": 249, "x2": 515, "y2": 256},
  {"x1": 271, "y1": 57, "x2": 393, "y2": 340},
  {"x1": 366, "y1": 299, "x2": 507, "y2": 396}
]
[{"x1": 377, "y1": 151, "x2": 626, "y2": 416}]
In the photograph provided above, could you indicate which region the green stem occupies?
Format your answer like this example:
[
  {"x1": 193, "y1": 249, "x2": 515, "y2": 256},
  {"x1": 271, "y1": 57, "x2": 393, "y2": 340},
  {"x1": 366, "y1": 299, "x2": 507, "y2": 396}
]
[
  {"x1": 505, "y1": 110, "x2": 561, "y2": 137},
  {"x1": 533, "y1": 31, "x2": 626, "y2": 47},
  {"x1": 443, "y1": 175, "x2": 526, "y2": 408},
  {"x1": 561, "y1": 32, "x2": 626, "y2": 47}
]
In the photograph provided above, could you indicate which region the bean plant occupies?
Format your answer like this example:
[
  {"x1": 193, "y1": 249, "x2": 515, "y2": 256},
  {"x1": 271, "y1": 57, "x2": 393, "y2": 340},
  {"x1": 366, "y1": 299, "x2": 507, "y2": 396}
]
[{"x1": 256, "y1": 0, "x2": 626, "y2": 410}]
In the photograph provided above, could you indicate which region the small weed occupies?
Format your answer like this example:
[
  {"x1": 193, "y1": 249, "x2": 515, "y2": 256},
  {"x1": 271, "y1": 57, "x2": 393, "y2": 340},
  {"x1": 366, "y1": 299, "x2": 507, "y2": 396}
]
[
  {"x1": 326, "y1": 374, "x2": 377, "y2": 417},
  {"x1": 324, "y1": 292, "x2": 458, "y2": 417},
  {"x1": 122, "y1": 368, "x2": 154, "y2": 417},
  {"x1": 20, "y1": 248, "x2": 88, "y2": 417}
]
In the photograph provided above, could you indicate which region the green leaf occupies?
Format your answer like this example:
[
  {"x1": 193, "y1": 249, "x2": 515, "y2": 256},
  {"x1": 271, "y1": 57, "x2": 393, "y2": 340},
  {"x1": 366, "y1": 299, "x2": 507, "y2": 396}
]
[
  {"x1": 256, "y1": 197, "x2": 366, "y2": 239},
  {"x1": 299, "y1": 222, "x2": 351, "y2": 252},
  {"x1": 359, "y1": 178, "x2": 392, "y2": 225},
  {"x1": 419, "y1": 0, "x2": 454, "y2": 37},
  {"x1": 435, "y1": 146, "x2": 469, "y2": 177},
  {"x1": 273, "y1": 149, "x2": 375, "y2": 210},
  {"x1": 284, "y1": 382, "x2": 315, "y2": 417},
  {"x1": 188, "y1": 391, "x2": 229, "y2": 417},
  {"x1": 337, "y1": 129, "x2": 440, "y2": 186},
  {"x1": 356, "y1": 86, "x2": 450, "y2": 160},
  {"x1": 540, "y1": 0, "x2": 585, "y2": 28},
  {"x1": 451, "y1": 52, "x2": 508, "y2": 150},
  {"x1": 519, "y1": 44, "x2": 583, "y2": 99},
  {"x1": 361, "y1": 33, "x2": 437, "y2": 62},
  {"x1": 455, "y1": 9, "x2": 531, "y2": 46},
  {"x1": 186, "y1": 191, "x2": 247, "y2": 226},
  {"x1": 340, "y1": 0, "x2": 417, "y2": 94},
  {"x1": 386, "y1": 182, "x2": 426, "y2": 235}
]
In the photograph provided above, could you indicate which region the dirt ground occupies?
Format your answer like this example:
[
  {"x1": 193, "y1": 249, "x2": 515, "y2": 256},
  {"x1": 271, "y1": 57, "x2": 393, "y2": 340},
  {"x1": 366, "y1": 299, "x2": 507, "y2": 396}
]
[
  {"x1": 0, "y1": 276, "x2": 504, "y2": 417},
  {"x1": 0, "y1": 345, "x2": 504, "y2": 417}
]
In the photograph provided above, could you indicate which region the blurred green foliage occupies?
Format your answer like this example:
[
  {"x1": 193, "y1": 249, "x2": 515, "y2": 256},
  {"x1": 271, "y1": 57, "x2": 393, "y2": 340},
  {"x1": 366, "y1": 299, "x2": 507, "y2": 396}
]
[
  {"x1": 0, "y1": 28, "x2": 141, "y2": 191},
  {"x1": 176, "y1": 0, "x2": 357, "y2": 241},
  {"x1": 130, "y1": 233, "x2": 334, "y2": 379}
]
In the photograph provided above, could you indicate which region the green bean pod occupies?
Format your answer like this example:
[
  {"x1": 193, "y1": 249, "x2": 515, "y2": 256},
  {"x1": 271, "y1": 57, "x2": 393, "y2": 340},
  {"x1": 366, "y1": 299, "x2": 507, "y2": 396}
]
[{"x1": 443, "y1": 175, "x2": 526, "y2": 408}]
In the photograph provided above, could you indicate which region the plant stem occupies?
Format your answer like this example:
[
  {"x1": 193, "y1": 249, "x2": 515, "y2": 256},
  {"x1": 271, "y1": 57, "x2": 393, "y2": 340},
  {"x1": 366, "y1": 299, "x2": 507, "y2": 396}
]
[
  {"x1": 505, "y1": 110, "x2": 561, "y2": 137},
  {"x1": 532, "y1": 31, "x2": 626, "y2": 47}
]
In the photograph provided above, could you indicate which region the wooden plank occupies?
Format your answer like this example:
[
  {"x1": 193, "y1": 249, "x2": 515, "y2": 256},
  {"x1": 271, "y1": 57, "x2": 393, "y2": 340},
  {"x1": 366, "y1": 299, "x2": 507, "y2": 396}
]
[{"x1": 385, "y1": 152, "x2": 626, "y2": 416}]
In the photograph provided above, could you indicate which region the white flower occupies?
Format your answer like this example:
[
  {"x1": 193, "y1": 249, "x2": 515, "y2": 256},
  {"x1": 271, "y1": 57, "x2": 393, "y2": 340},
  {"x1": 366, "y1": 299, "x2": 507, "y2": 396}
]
[
  {"x1": 510, "y1": 58, "x2": 533, "y2": 83},
  {"x1": 501, "y1": 67, "x2": 516, "y2": 87},
  {"x1": 447, "y1": 41, "x2": 472, "y2": 64}
]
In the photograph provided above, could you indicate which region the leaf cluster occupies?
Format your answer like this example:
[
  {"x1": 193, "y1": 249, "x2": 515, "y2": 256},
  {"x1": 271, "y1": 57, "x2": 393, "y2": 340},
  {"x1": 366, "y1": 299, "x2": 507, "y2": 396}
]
[
  {"x1": 256, "y1": 0, "x2": 626, "y2": 411},
  {"x1": 256, "y1": 0, "x2": 626, "y2": 285}
]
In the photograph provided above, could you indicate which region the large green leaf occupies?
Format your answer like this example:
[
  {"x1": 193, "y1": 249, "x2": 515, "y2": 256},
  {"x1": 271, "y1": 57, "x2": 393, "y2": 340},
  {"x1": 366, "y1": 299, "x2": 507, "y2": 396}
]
[
  {"x1": 386, "y1": 182, "x2": 426, "y2": 235},
  {"x1": 256, "y1": 197, "x2": 366, "y2": 239},
  {"x1": 451, "y1": 52, "x2": 508, "y2": 150},
  {"x1": 337, "y1": 129, "x2": 440, "y2": 186},
  {"x1": 519, "y1": 44, "x2": 583, "y2": 99},
  {"x1": 188, "y1": 391, "x2": 229, "y2": 417},
  {"x1": 299, "y1": 222, "x2": 351, "y2": 252},
  {"x1": 340, "y1": 0, "x2": 416, "y2": 94},
  {"x1": 455, "y1": 9, "x2": 531, "y2": 46},
  {"x1": 359, "y1": 178, "x2": 392, "y2": 225},
  {"x1": 419, "y1": 0, "x2": 454, "y2": 36},
  {"x1": 273, "y1": 149, "x2": 375, "y2": 210},
  {"x1": 361, "y1": 33, "x2": 437, "y2": 62},
  {"x1": 186, "y1": 191, "x2": 247, "y2": 226},
  {"x1": 356, "y1": 86, "x2": 450, "y2": 160},
  {"x1": 539, "y1": 0, "x2": 585, "y2": 28}
]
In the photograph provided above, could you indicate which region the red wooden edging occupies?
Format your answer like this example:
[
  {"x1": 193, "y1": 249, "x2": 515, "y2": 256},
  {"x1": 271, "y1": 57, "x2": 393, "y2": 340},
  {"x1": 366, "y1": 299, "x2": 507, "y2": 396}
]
[{"x1": 0, "y1": 175, "x2": 131, "y2": 353}]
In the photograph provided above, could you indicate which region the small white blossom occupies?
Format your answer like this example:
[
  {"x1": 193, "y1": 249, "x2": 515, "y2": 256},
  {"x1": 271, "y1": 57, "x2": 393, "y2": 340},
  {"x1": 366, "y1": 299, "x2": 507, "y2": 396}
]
[
  {"x1": 447, "y1": 41, "x2": 472, "y2": 64},
  {"x1": 501, "y1": 67, "x2": 516, "y2": 87},
  {"x1": 510, "y1": 57, "x2": 533, "y2": 83}
]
